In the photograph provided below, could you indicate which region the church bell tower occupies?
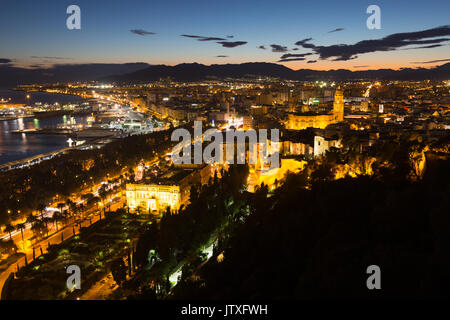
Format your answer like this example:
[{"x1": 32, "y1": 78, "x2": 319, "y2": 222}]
[{"x1": 333, "y1": 85, "x2": 344, "y2": 122}]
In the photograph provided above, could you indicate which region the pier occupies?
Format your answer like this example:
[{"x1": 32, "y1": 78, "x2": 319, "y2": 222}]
[
  {"x1": 10, "y1": 128, "x2": 75, "y2": 134},
  {"x1": 0, "y1": 147, "x2": 72, "y2": 172}
]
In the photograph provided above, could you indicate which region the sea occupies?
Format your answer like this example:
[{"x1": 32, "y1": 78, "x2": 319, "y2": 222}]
[{"x1": 0, "y1": 88, "x2": 88, "y2": 166}]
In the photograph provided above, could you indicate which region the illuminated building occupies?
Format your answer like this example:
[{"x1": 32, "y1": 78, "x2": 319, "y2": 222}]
[
  {"x1": 314, "y1": 136, "x2": 342, "y2": 157},
  {"x1": 0, "y1": 103, "x2": 26, "y2": 109},
  {"x1": 280, "y1": 140, "x2": 313, "y2": 157},
  {"x1": 242, "y1": 115, "x2": 253, "y2": 130},
  {"x1": 149, "y1": 103, "x2": 188, "y2": 121},
  {"x1": 256, "y1": 91, "x2": 290, "y2": 105},
  {"x1": 126, "y1": 164, "x2": 213, "y2": 213},
  {"x1": 250, "y1": 105, "x2": 268, "y2": 117},
  {"x1": 134, "y1": 160, "x2": 145, "y2": 182},
  {"x1": 286, "y1": 86, "x2": 344, "y2": 130},
  {"x1": 86, "y1": 115, "x2": 95, "y2": 125},
  {"x1": 126, "y1": 183, "x2": 180, "y2": 213},
  {"x1": 247, "y1": 158, "x2": 307, "y2": 192}
]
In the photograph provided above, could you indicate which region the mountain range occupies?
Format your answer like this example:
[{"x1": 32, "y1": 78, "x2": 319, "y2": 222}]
[
  {"x1": 0, "y1": 62, "x2": 449, "y2": 86},
  {"x1": 0, "y1": 63, "x2": 149, "y2": 86},
  {"x1": 110, "y1": 62, "x2": 450, "y2": 82}
]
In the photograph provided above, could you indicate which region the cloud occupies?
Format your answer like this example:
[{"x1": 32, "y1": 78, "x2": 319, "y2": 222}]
[
  {"x1": 198, "y1": 37, "x2": 226, "y2": 41},
  {"x1": 278, "y1": 57, "x2": 306, "y2": 62},
  {"x1": 181, "y1": 34, "x2": 203, "y2": 38},
  {"x1": 402, "y1": 44, "x2": 445, "y2": 50},
  {"x1": 0, "y1": 58, "x2": 12, "y2": 64},
  {"x1": 182, "y1": 34, "x2": 247, "y2": 48},
  {"x1": 295, "y1": 25, "x2": 450, "y2": 61},
  {"x1": 280, "y1": 53, "x2": 313, "y2": 59},
  {"x1": 181, "y1": 34, "x2": 226, "y2": 41},
  {"x1": 270, "y1": 44, "x2": 288, "y2": 52},
  {"x1": 130, "y1": 29, "x2": 156, "y2": 36},
  {"x1": 217, "y1": 41, "x2": 247, "y2": 48},
  {"x1": 277, "y1": 52, "x2": 313, "y2": 63},
  {"x1": 257, "y1": 45, "x2": 266, "y2": 50},
  {"x1": 410, "y1": 58, "x2": 450, "y2": 64},
  {"x1": 353, "y1": 65, "x2": 370, "y2": 68},
  {"x1": 227, "y1": 35, "x2": 234, "y2": 38},
  {"x1": 295, "y1": 38, "x2": 314, "y2": 47},
  {"x1": 307, "y1": 60, "x2": 317, "y2": 64},
  {"x1": 328, "y1": 28, "x2": 344, "y2": 33},
  {"x1": 30, "y1": 56, "x2": 73, "y2": 60},
  {"x1": 332, "y1": 55, "x2": 358, "y2": 61},
  {"x1": 216, "y1": 55, "x2": 229, "y2": 58}
]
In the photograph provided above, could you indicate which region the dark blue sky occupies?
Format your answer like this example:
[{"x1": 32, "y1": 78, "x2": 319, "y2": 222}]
[{"x1": 0, "y1": 0, "x2": 449, "y2": 70}]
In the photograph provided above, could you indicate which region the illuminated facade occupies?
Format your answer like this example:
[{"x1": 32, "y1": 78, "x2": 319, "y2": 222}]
[
  {"x1": 134, "y1": 160, "x2": 145, "y2": 182},
  {"x1": 314, "y1": 136, "x2": 342, "y2": 157},
  {"x1": 126, "y1": 183, "x2": 180, "y2": 213},
  {"x1": 280, "y1": 140, "x2": 313, "y2": 156},
  {"x1": 247, "y1": 158, "x2": 307, "y2": 192},
  {"x1": 286, "y1": 86, "x2": 344, "y2": 130},
  {"x1": 126, "y1": 164, "x2": 214, "y2": 213},
  {"x1": 242, "y1": 115, "x2": 253, "y2": 130}
]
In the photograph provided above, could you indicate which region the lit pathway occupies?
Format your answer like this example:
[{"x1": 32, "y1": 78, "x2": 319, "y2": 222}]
[{"x1": 0, "y1": 199, "x2": 124, "y2": 299}]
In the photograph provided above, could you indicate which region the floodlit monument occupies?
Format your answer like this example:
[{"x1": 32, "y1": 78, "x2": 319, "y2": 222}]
[{"x1": 286, "y1": 86, "x2": 344, "y2": 130}]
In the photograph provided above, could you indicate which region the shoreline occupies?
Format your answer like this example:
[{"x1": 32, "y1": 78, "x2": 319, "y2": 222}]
[
  {"x1": 0, "y1": 115, "x2": 34, "y2": 122},
  {"x1": 12, "y1": 88, "x2": 99, "y2": 106},
  {"x1": 12, "y1": 87, "x2": 89, "y2": 100},
  {"x1": 1, "y1": 87, "x2": 92, "y2": 121},
  {"x1": 0, "y1": 110, "x2": 93, "y2": 122}
]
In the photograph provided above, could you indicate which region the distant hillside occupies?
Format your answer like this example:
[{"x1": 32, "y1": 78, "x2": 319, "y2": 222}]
[
  {"x1": 0, "y1": 63, "x2": 149, "y2": 86},
  {"x1": 109, "y1": 62, "x2": 450, "y2": 82},
  {"x1": 109, "y1": 62, "x2": 296, "y2": 82},
  {"x1": 1, "y1": 62, "x2": 448, "y2": 86}
]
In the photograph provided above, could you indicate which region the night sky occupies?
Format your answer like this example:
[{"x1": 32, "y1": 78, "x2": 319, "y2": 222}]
[{"x1": 0, "y1": 0, "x2": 449, "y2": 70}]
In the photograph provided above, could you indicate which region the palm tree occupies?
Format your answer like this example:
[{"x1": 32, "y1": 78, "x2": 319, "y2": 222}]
[
  {"x1": 81, "y1": 193, "x2": 94, "y2": 203},
  {"x1": 37, "y1": 203, "x2": 46, "y2": 220},
  {"x1": 66, "y1": 199, "x2": 75, "y2": 216},
  {"x1": 57, "y1": 202, "x2": 65, "y2": 214},
  {"x1": 99, "y1": 186, "x2": 108, "y2": 206},
  {"x1": 31, "y1": 220, "x2": 46, "y2": 239},
  {"x1": 60, "y1": 210, "x2": 69, "y2": 226},
  {"x1": 26, "y1": 213, "x2": 37, "y2": 226},
  {"x1": 74, "y1": 204, "x2": 82, "y2": 218},
  {"x1": 4, "y1": 224, "x2": 15, "y2": 241},
  {"x1": 52, "y1": 212, "x2": 62, "y2": 231},
  {"x1": 16, "y1": 223, "x2": 26, "y2": 244},
  {"x1": 92, "y1": 196, "x2": 101, "y2": 210},
  {"x1": 42, "y1": 217, "x2": 52, "y2": 237}
]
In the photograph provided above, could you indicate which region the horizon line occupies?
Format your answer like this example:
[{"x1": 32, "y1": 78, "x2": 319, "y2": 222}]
[{"x1": 5, "y1": 60, "x2": 450, "y2": 72}]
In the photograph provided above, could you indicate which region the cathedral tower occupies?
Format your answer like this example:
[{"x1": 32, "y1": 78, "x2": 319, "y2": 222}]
[{"x1": 333, "y1": 86, "x2": 344, "y2": 122}]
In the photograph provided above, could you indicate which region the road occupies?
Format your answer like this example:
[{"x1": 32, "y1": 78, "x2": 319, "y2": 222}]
[{"x1": 0, "y1": 198, "x2": 125, "y2": 299}]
